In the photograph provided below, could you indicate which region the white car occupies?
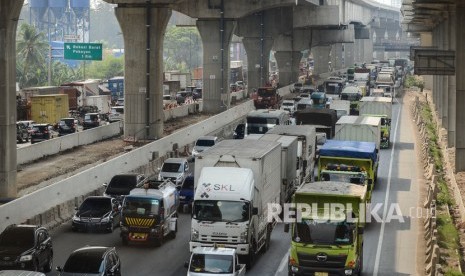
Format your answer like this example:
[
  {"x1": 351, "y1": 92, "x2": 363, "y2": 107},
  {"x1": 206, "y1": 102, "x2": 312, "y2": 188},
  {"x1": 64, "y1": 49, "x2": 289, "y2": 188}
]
[
  {"x1": 158, "y1": 158, "x2": 190, "y2": 187},
  {"x1": 192, "y1": 136, "x2": 218, "y2": 158},
  {"x1": 280, "y1": 100, "x2": 296, "y2": 115}
]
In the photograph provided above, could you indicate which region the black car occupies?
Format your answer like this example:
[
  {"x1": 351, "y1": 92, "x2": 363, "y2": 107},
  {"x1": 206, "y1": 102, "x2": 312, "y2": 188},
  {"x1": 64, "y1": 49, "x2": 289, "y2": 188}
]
[
  {"x1": 30, "y1": 124, "x2": 51, "y2": 144},
  {"x1": 57, "y1": 246, "x2": 121, "y2": 276},
  {"x1": 103, "y1": 173, "x2": 147, "y2": 203},
  {"x1": 72, "y1": 196, "x2": 121, "y2": 233},
  {"x1": 233, "y1": 123, "x2": 245, "y2": 139},
  {"x1": 176, "y1": 92, "x2": 186, "y2": 105},
  {"x1": 16, "y1": 122, "x2": 30, "y2": 143},
  {"x1": 0, "y1": 224, "x2": 53, "y2": 272},
  {"x1": 193, "y1": 88, "x2": 202, "y2": 100},
  {"x1": 58, "y1": 118, "x2": 77, "y2": 136},
  {"x1": 82, "y1": 113, "x2": 101, "y2": 130}
]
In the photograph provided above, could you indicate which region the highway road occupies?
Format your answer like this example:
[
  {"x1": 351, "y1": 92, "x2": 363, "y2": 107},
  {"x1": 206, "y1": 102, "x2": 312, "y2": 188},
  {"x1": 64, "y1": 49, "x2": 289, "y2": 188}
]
[{"x1": 43, "y1": 94, "x2": 421, "y2": 276}]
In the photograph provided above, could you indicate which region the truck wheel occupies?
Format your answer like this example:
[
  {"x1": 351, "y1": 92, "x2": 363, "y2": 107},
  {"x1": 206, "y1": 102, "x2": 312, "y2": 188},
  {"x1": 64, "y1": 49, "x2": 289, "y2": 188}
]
[
  {"x1": 168, "y1": 221, "x2": 177, "y2": 239},
  {"x1": 358, "y1": 251, "x2": 363, "y2": 276},
  {"x1": 262, "y1": 225, "x2": 271, "y2": 253},
  {"x1": 154, "y1": 233, "x2": 164, "y2": 247}
]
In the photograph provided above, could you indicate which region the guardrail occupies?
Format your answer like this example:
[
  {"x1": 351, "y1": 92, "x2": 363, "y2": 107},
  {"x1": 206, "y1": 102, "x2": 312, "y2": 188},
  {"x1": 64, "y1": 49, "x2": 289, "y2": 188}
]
[{"x1": 1, "y1": 100, "x2": 255, "y2": 232}]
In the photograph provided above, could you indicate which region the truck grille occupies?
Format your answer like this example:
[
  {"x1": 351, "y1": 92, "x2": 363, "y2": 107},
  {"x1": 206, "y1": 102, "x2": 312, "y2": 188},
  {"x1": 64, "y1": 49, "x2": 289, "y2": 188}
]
[
  {"x1": 200, "y1": 235, "x2": 240, "y2": 243},
  {"x1": 297, "y1": 252, "x2": 347, "y2": 268},
  {"x1": 125, "y1": 217, "x2": 155, "y2": 227}
]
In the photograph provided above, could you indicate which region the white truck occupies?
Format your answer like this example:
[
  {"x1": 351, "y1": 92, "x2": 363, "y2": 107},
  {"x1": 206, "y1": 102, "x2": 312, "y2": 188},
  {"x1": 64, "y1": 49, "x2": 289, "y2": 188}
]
[
  {"x1": 335, "y1": 115, "x2": 382, "y2": 151},
  {"x1": 185, "y1": 246, "x2": 246, "y2": 276},
  {"x1": 191, "y1": 139, "x2": 282, "y2": 268},
  {"x1": 84, "y1": 95, "x2": 112, "y2": 114},
  {"x1": 359, "y1": 97, "x2": 393, "y2": 148},
  {"x1": 375, "y1": 73, "x2": 395, "y2": 100},
  {"x1": 330, "y1": 99, "x2": 351, "y2": 119},
  {"x1": 245, "y1": 134, "x2": 298, "y2": 204},
  {"x1": 266, "y1": 125, "x2": 317, "y2": 184}
]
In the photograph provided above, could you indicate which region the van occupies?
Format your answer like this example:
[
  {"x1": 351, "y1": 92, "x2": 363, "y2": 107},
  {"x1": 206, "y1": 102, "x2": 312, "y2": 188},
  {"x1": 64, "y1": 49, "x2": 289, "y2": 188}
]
[
  {"x1": 158, "y1": 158, "x2": 190, "y2": 187},
  {"x1": 108, "y1": 106, "x2": 124, "y2": 123}
]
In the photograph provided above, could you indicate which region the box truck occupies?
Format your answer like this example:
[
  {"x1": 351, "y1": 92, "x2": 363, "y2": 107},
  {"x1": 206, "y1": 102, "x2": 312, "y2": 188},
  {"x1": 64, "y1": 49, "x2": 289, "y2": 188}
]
[
  {"x1": 30, "y1": 94, "x2": 69, "y2": 124},
  {"x1": 335, "y1": 115, "x2": 382, "y2": 151},
  {"x1": 191, "y1": 139, "x2": 282, "y2": 268},
  {"x1": 359, "y1": 97, "x2": 393, "y2": 148}
]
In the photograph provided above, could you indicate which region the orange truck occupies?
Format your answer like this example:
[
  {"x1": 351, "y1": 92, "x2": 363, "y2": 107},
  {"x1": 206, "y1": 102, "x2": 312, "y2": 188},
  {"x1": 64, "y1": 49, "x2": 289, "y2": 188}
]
[{"x1": 252, "y1": 87, "x2": 281, "y2": 109}]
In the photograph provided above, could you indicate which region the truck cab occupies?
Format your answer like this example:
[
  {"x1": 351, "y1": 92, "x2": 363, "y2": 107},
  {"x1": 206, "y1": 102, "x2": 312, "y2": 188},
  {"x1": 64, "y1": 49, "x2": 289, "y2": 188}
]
[
  {"x1": 185, "y1": 246, "x2": 246, "y2": 276},
  {"x1": 310, "y1": 92, "x2": 328, "y2": 109}
]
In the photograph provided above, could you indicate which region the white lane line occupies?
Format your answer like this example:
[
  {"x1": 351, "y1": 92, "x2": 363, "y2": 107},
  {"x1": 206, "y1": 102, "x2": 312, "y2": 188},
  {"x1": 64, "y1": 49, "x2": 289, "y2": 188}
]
[
  {"x1": 373, "y1": 98, "x2": 402, "y2": 276},
  {"x1": 274, "y1": 251, "x2": 290, "y2": 276}
]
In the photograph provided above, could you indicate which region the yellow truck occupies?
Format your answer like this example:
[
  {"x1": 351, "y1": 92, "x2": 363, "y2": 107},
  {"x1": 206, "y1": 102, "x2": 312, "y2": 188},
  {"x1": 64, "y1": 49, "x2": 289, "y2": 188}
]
[{"x1": 30, "y1": 94, "x2": 69, "y2": 124}]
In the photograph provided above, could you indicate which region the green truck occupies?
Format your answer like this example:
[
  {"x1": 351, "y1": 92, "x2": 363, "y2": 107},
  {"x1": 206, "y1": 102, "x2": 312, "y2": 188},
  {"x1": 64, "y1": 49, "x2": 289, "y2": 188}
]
[
  {"x1": 287, "y1": 181, "x2": 367, "y2": 276},
  {"x1": 317, "y1": 140, "x2": 378, "y2": 199},
  {"x1": 359, "y1": 96, "x2": 393, "y2": 149}
]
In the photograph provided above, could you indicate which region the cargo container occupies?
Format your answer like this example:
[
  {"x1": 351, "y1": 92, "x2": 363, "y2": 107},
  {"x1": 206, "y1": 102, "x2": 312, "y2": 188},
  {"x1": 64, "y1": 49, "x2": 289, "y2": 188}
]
[
  {"x1": 31, "y1": 94, "x2": 69, "y2": 124},
  {"x1": 60, "y1": 86, "x2": 80, "y2": 110},
  {"x1": 335, "y1": 115, "x2": 382, "y2": 150},
  {"x1": 84, "y1": 95, "x2": 112, "y2": 114}
]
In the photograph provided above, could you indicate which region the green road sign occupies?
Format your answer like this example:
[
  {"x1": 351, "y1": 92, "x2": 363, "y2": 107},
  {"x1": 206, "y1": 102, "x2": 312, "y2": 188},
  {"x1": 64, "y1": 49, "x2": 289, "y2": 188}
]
[{"x1": 64, "y1": 43, "x2": 103, "y2": 61}]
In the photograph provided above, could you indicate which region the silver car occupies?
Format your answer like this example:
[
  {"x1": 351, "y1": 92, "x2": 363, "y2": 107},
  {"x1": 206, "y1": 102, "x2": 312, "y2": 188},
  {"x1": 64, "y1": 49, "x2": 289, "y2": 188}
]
[
  {"x1": 158, "y1": 158, "x2": 189, "y2": 186},
  {"x1": 192, "y1": 136, "x2": 218, "y2": 158}
]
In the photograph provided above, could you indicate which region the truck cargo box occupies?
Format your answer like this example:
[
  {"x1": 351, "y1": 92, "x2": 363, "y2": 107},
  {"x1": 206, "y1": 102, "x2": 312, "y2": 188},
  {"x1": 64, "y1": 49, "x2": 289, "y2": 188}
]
[
  {"x1": 335, "y1": 115, "x2": 381, "y2": 150},
  {"x1": 31, "y1": 94, "x2": 69, "y2": 124}
]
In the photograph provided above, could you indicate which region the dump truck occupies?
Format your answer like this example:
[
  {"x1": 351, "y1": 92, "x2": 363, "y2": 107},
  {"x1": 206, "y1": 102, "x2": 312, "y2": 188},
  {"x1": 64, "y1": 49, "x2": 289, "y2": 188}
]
[
  {"x1": 191, "y1": 139, "x2": 282, "y2": 268},
  {"x1": 335, "y1": 115, "x2": 382, "y2": 151},
  {"x1": 359, "y1": 97, "x2": 393, "y2": 148},
  {"x1": 120, "y1": 180, "x2": 179, "y2": 246},
  {"x1": 287, "y1": 181, "x2": 366, "y2": 276},
  {"x1": 267, "y1": 125, "x2": 317, "y2": 183},
  {"x1": 318, "y1": 140, "x2": 379, "y2": 186},
  {"x1": 185, "y1": 246, "x2": 246, "y2": 276},
  {"x1": 252, "y1": 87, "x2": 280, "y2": 109}
]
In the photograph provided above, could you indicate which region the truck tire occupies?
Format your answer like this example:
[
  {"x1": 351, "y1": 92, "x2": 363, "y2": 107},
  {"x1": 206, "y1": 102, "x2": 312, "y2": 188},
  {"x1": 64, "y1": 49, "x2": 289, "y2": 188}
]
[
  {"x1": 358, "y1": 251, "x2": 363, "y2": 276},
  {"x1": 154, "y1": 233, "x2": 164, "y2": 247},
  {"x1": 261, "y1": 225, "x2": 271, "y2": 253},
  {"x1": 246, "y1": 239, "x2": 257, "y2": 269},
  {"x1": 168, "y1": 221, "x2": 177, "y2": 239}
]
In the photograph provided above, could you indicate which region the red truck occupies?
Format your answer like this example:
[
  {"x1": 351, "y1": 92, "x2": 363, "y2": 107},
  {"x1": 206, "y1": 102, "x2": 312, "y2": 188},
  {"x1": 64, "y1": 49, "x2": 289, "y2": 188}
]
[{"x1": 252, "y1": 87, "x2": 281, "y2": 109}]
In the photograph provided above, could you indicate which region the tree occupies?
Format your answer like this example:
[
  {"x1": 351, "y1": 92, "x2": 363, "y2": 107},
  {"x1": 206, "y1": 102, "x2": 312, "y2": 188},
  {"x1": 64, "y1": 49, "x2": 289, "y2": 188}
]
[
  {"x1": 16, "y1": 23, "x2": 49, "y2": 88},
  {"x1": 83, "y1": 53, "x2": 124, "y2": 80},
  {"x1": 163, "y1": 26, "x2": 202, "y2": 72}
]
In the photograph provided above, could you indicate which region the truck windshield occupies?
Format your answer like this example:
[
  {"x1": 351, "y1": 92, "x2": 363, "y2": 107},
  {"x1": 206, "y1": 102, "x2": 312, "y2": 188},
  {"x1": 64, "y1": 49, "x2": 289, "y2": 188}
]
[
  {"x1": 246, "y1": 118, "x2": 280, "y2": 134},
  {"x1": 193, "y1": 200, "x2": 249, "y2": 222},
  {"x1": 341, "y1": 93, "x2": 361, "y2": 101},
  {"x1": 122, "y1": 197, "x2": 160, "y2": 216},
  {"x1": 257, "y1": 89, "x2": 275, "y2": 97},
  {"x1": 189, "y1": 253, "x2": 233, "y2": 273},
  {"x1": 293, "y1": 219, "x2": 354, "y2": 245},
  {"x1": 312, "y1": 98, "x2": 326, "y2": 105}
]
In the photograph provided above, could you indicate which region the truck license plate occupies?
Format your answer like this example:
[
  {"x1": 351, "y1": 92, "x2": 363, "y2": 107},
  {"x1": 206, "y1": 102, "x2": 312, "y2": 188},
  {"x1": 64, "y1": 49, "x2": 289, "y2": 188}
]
[
  {"x1": 129, "y1": 232, "x2": 148, "y2": 240},
  {"x1": 315, "y1": 273, "x2": 328, "y2": 276}
]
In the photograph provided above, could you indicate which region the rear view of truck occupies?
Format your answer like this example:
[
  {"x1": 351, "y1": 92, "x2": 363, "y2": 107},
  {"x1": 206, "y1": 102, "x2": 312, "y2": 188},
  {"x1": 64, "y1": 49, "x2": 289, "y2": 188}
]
[
  {"x1": 359, "y1": 97, "x2": 393, "y2": 148},
  {"x1": 335, "y1": 115, "x2": 382, "y2": 151},
  {"x1": 287, "y1": 181, "x2": 367, "y2": 276}
]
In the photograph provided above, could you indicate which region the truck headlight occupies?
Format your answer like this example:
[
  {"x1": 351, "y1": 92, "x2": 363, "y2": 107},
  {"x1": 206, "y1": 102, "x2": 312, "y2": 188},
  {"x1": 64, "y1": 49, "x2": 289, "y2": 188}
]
[
  {"x1": 192, "y1": 149, "x2": 198, "y2": 155},
  {"x1": 20, "y1": 255, "x2": 32, "y2": 262},
  {"x1": 191, "y1": 229, "x2": 199, "y2": 241},
  {"x1": 291, "y1": 266, "x2": 299, "y2": 273},
  {"x1": 344, "y1": 269, "x2": 353, "y2": 275},
  {"x1": 101, "y1": 216, "x2": 110, "y2": 223},
  {"x1": 72, "y1": 215, "x2": 80, "y2": 222}
]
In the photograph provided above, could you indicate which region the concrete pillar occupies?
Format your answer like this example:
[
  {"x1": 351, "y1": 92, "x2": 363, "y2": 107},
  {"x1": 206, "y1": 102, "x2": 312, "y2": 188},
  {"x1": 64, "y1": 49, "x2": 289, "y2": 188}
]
[
  {"x1": 363, "y1": 30, "x2": 373, "y2": 63},
  {"x1": 115, "y1": 7, "x2": 171, "y2": 140},
  {"x1": 456, "y1": 5, "x2": 465, "y2": 171},
  {"x1": 313, "y1": 45, "x2": 331, "y2": 75},
  {"x1": 197, "y1": 20, "x2": 235, "y2": 113},
  {"x1": 0, "y1": 0, "x2": 22, "y2": 198},
  {"x1": 373, "y1": 28, "x2": 385, "y2": 60},
  {"x1": 442, "y1": 20, "x2": 449, "y2": 129},
  {"x1": 448, "y1": 11, "x2": 456, "y2": 147},
  {"x1": 354, "y1": 39, "x2": 364, "y2": 64},
  {"x1": 274, "y1": 51, "x2": 302, "y2": 86},
  {"x1": 331, "y1": 44, "x2": 343, "y2": 70},
  {"x1": 242, "y1": 37, "x2": 273, "y2": 91},
  {"x1": 344, "y1": 43, "x2": 354, "y2": 67},
  {"x1": 420, "y1": 33, "x2": 433, "y2": 91}
]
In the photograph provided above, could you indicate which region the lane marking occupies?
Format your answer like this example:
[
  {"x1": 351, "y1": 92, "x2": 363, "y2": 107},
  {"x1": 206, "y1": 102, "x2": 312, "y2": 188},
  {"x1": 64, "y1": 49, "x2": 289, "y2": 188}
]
[
  {"x1": 373, "y1": 96, "x2": 402, "y2": 276},
  {"x1": 274, "y1": 251, "x2": 290, "y2": 276}
]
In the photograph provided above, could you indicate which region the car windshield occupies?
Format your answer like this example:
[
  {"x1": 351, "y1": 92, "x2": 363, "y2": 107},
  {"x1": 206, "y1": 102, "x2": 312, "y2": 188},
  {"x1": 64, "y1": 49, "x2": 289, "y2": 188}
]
[
  {"x1": 0, "y1": 227, "x2": 34, "y2": 248},
  {"x1": 108, "y1": 175, "x2": 138, "y2": 189},
  {"x1": 293, "y1": 219, "x2": 354, "y2": 245},
  {"x1": 80, "y1": 198, "x2": 111, "y2": 212},
  {"x1": 32, "y1": 126, "x2": 48, "y2": 132},
  {"x1": 111, "y1": 107, "x2": 124, "y2": 114},
  {"x1": 85, "y1": 114, "x2": 98, "y2": 121},
  {"x1": 282, "y1": 102, "x2": 294, "y2": 106},
  {"x1": 63, "y1": 251, "x2": 104, "y2": 273},
  {"x1": 122, "y1": 197, "x2": 160, "y2": 216},
  {"x1": 193, "y1": 200, "x2": 249, "y2": 222},
  {"x1": 161, "y1": 162, "x2": 182, "y2": 172},
  {"x1": 189, "y1": 254, "x2": 233, "y2": 274},
  {"x1": 196, "y1": 139, "x2": 215, "y2": 147}
]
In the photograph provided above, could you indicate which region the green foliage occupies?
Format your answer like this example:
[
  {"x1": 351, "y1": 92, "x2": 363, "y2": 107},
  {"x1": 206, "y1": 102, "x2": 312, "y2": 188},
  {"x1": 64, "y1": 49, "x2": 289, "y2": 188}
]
[
  {"x1": 405, "y1": 75, "x2": 424, "y2": 89},
  {"x1": 83, "y1": 53, "x2": 124, "y2": 80},
  {"x1": 163, "y1": 26, "x2": 202, "y2": 72}
]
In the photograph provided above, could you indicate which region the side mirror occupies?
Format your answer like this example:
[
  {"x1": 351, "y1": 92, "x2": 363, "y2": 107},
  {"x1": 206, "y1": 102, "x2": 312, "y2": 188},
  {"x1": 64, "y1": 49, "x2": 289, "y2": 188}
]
[
  {"x1": 252, "y1": 207, "x2": 258, "y2": 215},
  {"x1": 184, "y1": 261, "x2": 189, "y2": 268},
  {"x1": 284, "y1": 224, "x2": 290, "y2": 233},
  {"x1": 358, "y1": 226, "x2": 364, "y2": 234},
  {"x1": 235, "y1": 264, "x2": 242, "y2": 271},
  {"x1": 103, "y1": 182, "x2": 108, "y2": 187}
]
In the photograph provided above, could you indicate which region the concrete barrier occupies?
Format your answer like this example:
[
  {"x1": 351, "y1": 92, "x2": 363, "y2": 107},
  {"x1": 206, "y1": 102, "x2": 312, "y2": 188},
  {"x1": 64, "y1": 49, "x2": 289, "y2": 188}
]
[
  {"x1": 0, "y1": 100, "x2": 255, "y2": 232},
  {"x1": 17, "y1": 122, "x2": 123, "y2": 165}
]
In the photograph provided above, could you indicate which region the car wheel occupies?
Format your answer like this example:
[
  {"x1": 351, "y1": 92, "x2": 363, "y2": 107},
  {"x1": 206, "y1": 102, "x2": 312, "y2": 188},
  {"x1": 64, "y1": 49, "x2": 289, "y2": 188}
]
[
  {"x1": 107, "y1": 220, "x2": 114, "y2": 233},
  {"x1": 43, "y1": 253, "x2": 53, "y2": 272},
  {"x1": 32, "y1": 258, "x2": 40, "y2": 271}
]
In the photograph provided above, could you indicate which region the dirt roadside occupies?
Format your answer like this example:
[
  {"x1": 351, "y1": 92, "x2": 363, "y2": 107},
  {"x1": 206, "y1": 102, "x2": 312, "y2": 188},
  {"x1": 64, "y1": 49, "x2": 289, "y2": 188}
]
[{"x1": 17, "y1": 113, "x2": 212, "y2": 196}]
